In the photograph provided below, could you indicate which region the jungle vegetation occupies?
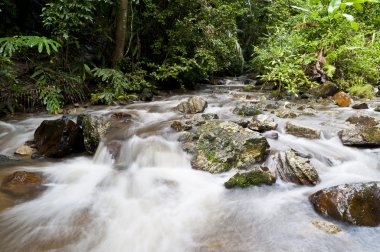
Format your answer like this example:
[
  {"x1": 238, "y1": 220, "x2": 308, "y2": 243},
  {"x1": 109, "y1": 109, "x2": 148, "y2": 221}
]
[{"x1": 0, "y1": 0, "x2": 379, "y2": 113}]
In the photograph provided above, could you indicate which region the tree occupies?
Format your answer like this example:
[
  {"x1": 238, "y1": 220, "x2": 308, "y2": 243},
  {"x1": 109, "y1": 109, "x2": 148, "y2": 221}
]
[{"x1": 112, "y1": 0, "x2": 128, "y2": 67}]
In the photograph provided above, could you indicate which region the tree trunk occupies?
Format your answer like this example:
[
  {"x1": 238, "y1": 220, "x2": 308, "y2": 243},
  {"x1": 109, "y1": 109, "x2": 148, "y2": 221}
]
[{"x1": 112, "y1": 0, "x2": 128, "y2": 67}]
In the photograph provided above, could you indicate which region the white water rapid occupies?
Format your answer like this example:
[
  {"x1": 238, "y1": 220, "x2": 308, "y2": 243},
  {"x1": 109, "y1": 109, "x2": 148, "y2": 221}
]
[{"x1": 0, "y1": 78, "x2": 379, "y2": 252}]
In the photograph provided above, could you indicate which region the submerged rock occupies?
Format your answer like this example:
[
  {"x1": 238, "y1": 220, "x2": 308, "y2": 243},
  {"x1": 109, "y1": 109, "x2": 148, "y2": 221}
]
[
  {"x1": 311, "y1": 220, "x2": 342, "y2": 234},
  {"x1": 375, "y1": 106, "x2": 380, "y2": 112},
  {"x1": 309, "y1": 182, "x2": 380, "y2": 226},
  {"x1": 34, "y1": 116, "x2": 84, "y2": 158},
  {"x1": 248, "y1": 115, "x2": 277, "y2": 132},
  {"x1": 339, "y1": 127, "x2": 380, "y2": 147},
  {"x1": 233, "y1": 104, "x2": 261, "y2": 117},
  {"x1": 1, "y1": 171, "x2": 44, "y2": 197},
  {"x1": 352, "y1": 103, "x2": 369, "y2": 109},
  {"x1": 180, "y1": 121, "x2": 270, "y2": 173},
  {"x1": 81, "y1": 115, "x2": 112, "y2": 154},
  {"x1": 276, "y1": 149, "x2": 319, "y2": 185},
  {"x1": 285, "y1": 122, "x2": 321, "y2": 139},
  {"x1": 333, "y1": 91, "x2": 352, "y2": 107},
  {"x1": 346, "y1": 115, "x2": 378, "y2": 127},
  {"x1": 177, "y1": 96, "x2": 207, "y2": 114},
  {"x1": 224, "y1": 166, "x2": 276, "y2": 189}
]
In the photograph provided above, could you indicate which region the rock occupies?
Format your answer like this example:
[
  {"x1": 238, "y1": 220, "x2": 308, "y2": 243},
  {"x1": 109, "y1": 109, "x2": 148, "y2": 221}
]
[
  {"x1": 81, "y1": 115, "x2": 112, "y2": 154},
  {"x1": 111, "y1": 112, "x2": 132, "y2": 120},
  {"x1": 352, "y1": 103, "x2": 369, "y2": 109},
  {"x1": 15, "y1": 145, "x2": 37, "y2": 156},
  {"x1": 180, "y1": 121, "x2": 270, "y2": 173},
  {"x1": 1, "y1": 171, "x2": 44, "y2": 197},
  {"x1": 0, "y1": 155, "x2": 20, "y2": 162},
  {"x1": 248, "y1": 115, "x2": 277, "y2": 132},
  {"x1": 276, "y1": 149, "x2": 319, "y2": 185},
  {"x1": 333, "y1": 91, "x2": 352, "y2": 107},
  {"x1": 177, "y1": 96, "x2": 207, "y2": 114},
  {"x1": 233, "y1": 104, "x2": 261, "y2": 117},
  {"x1": 275, "y1": 109, "x2": 298, "y2": 118},
  {"x1": 374, "y1": 106, "x2": 380, "y2": 112},
  {"x1": 34, "y1": 116, "x2": 85, "y2": 158},
  {"x1": 263, "y1": 131, "x2": 279, "y2": 140},
  {"x1": 265, "y1": 103, "x2": 280, "y2": 110},
  {"x1": 201, "y1": 113, "x2": 219, "y2": 120},
  {"x1": 224, "y1": 167, "x2": 276, "y2": 189},
  {"x1": 311, "y1": 220, "x2": 342, "y2": 234},
  {"x1": 285, "y1": 122, "x2": 321, "y2": 139},
  {"x1": 309, "y1": 182, "x2": 380, "y2": 226},
  {"x1": 139, "y1": 88, "x2": 154, "y2": 102},
  {"x1": 311, "y1": 82, "x2": 339, "y2": 98},
  {"x1": 339, "y1": 127, "x2": 380, "y2": 147},
  {"x1": 171, "y1": 120, "x2": 192, "y2": 132},
  {"x1": 346, "y1": 115, "x2": 378, "y2": 127}
]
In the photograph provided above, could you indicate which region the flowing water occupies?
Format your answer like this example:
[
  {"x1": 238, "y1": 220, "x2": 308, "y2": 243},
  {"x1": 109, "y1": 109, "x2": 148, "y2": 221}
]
[{"x1": 0, "y1": 79, "x2": 380, "y2": 252}]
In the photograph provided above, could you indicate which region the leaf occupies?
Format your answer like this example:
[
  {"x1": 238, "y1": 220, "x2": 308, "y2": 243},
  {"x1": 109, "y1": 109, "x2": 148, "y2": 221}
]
[
  {"x1": 38, "y1": 43, "x2": 43, "y2": 53},
  {"x1": 291, "y1": 5, "x2": 311, "y2": 12},
  {"x1": 328, "y1": 0, "x2": 342, "y2": 13},
  {"x1": 351, "y1": 21, "x2": 359, "y2": 30},
  {"x1": 342, "y1": 14, "x2": 354, "y2": 21}
]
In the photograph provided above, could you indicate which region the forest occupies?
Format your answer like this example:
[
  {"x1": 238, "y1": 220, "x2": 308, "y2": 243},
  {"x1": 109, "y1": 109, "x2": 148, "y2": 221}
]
[{"x1": 1, "y1": 0, "x2": 380, "y2": 114}]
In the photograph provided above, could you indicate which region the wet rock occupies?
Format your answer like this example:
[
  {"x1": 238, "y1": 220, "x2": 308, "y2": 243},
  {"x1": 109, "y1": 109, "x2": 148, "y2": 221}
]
[
  {"x1": 15, "y1": 145, "x2": 37, "y2": 156},
  {"x1": 275, "y1": 109, "x2": 298, "y2": 118},
  {"x1": 177, "y1": 96, "x2": 207, "y2": 114},
  {"x1": 111, "y1": 112, "x2": 132, "y2": 120},
  {"x1": 248, "y1": 115, "x2": 277, "y2": 132},
  {"x1": 333, "y1": 91, "x2": 352, "y2": 107},
  {"x1": 180, "y1": 121, "x2": 270, "y2": 173},
  {"x1": 171, "y1": 120, "x2": 192, "y2": 132},
  {"x1": 0, "y1": 155, "x2": 20, "y2": 162},
  {"x1": 375, "y1": 106, "x2": 380, "y2": 112},
  {"x1": 339, "y1": 127, "x2": 380, "y2": 147},
  {"x1": 311, "y1": 220, "x2": 342, "y2": 234},
  {"x1": 346, "y1": 115, "x2": 378, "y2": 127},
  {"x1": 263, "y1": 131, "x2": 279, "y2": 140},
  {"x1": 107, "y1": 140, "x2": 123, "y2": 160},
  {"x1": 34, "y1": 116, "x2": 85, "y2": 158},
  {"x1": 276, "y1": 149, "x2": 319, "y2": 185},
  {"x1": 352, "y1": 103, "x2": 369, "y2": 109},
  {"x1": 311, "y1": 82, "x2": 339, "y2": 98},
  {"x1": 235, "y1": 119, "x2": 250, "y2": 128},
  {"x1": 139, "y1": 88, "x2": 154, "y2": 102},
  {"x1": 285, "y1": 122, "x2": 321, "y2": 139},
  {"x1": 201, "y1": 113, "x2": 219, "y2": 120},
  {"x1": 1, "y1": 171, "x2": 44, "y2": 197},
  {"x1": 309, "y1": 182, "x2": 380, "y2": 226},
  {"x1": 224, "y1": 166, "x2": 276, "y2": 189},
  {"x1": 81, "y1": 115, "x2": 112, "y2": 154},
  {"x1": 265, "y1": 103, "x2": 280, "y2": 110},
  {"x1": 233, "y1": 104, "x2": 261, "y2": 117}
]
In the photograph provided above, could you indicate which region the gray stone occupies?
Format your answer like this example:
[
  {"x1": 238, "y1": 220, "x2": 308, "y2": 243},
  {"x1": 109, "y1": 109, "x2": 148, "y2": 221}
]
[
  {"x1": 339, "y1": 127, "x2": 380, "y2": 147},
  {"x1": 276, "y1": 149, "x2": 320, "y2": 185},
  {"x1": 177, "y1": 96, "x2": 207, "y2": 114},
  {"x1": 81, "y1": 115, "x2": 112, "y2": 154},
  {"x1": 179, "y1": 121, "x2": 270, "y2": 173},
  {"x1": 248, "y1": 115, "x2": 277, "y2": 132},
  {"x1": 285, "y1": 122, "x2": 321, "y2": 139},
  {"x1": 224, "y1": 166, "x2": 276, "y2": 189}
]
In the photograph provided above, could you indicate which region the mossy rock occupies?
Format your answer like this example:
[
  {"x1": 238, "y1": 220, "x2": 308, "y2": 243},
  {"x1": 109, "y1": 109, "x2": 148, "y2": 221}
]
[{"x1": 224, "y1": 168, "x2": 276, "y2": 189}]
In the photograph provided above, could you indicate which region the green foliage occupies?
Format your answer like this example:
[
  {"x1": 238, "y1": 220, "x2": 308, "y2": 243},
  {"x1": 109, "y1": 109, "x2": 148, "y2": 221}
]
[
  {"x1": 90, "y1": 67, "x2": 149, "y2": 104},
  {"x1": 251, "y1": 0, "x2": 380, "y2": 94},
  {"x1": 39, "y1": 86, "x2": 64, "y2": 114},
  {"x1": 348, "y1": 83, "x2": 376, "y2": 98},
  {"x1": 0, "y1": 36, "x2": 60, "y2": 57}
]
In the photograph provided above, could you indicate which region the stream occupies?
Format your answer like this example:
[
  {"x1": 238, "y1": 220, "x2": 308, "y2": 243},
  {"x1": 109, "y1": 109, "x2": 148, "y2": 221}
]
[{"x1": 0, "y1": 79, "x2": 379, "y2": 252}]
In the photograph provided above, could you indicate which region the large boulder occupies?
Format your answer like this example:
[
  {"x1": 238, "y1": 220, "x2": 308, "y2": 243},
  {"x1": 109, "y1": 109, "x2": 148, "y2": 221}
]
[
  {"x1": 180, "y1": 121, "x2": 270, "y2": 173},
  {"x1": 311, "y1": 82, "x2": 339, "y2": 98},
  {"x1": 346, "y1": 115, "x2": 378, "y2": 127},
  {"x1": 276, "y1": 149, "x2": 320, "y2": 185},
  {"x1": 339, "y1": 126, "x2": 380, "y2": 147},
  {"x1": 333, "y1": 91, "x2": 352, "y2": 107},
  {"x1": 248, "y1": 115, "x2": 277, "y2": 132},
  {"x1": 177, "y1": 96, "x2": 207, "y2": 114},
  {"x1": 309, "y1": 182, "x2": 380, "y2": 226},
  {"x1": 233, "y1": 104, "x2": 261, "y2": 117},
  {"x1": 1, "y1": 171, "x2": 44, "y2": 197},
  {"x1": 34, "y1": 116, "x2": 84, "y2": 158},
  {"x1": 80, "y1": 115, "x2": 112, "y2": 154},
  {"x1": 285, "y1": 122, "x2": 321, "y2": 139},
  {"x1": 224, "y1": 166, "x2": 276, "y2": 189}
]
